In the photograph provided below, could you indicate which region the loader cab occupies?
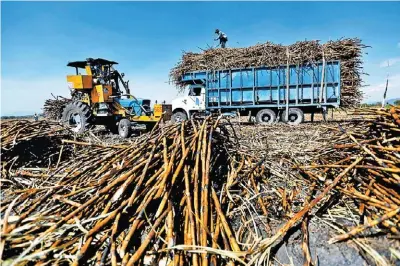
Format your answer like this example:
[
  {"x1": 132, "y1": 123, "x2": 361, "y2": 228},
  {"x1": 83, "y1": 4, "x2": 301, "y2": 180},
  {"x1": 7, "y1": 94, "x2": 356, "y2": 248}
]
[{"x1": 66, "y1": 58, "x2": 126, "y2": 101}]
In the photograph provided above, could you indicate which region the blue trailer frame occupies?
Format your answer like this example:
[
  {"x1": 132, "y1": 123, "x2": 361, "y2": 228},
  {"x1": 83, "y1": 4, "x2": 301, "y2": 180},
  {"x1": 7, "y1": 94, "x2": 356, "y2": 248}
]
[{"x1": 180, "y1": 61, "x2": 341, "y2": 112}]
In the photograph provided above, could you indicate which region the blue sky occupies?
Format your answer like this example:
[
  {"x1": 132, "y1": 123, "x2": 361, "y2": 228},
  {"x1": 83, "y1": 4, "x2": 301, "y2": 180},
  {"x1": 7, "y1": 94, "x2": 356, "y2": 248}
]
[{"x1": 1, "y1": 1, "x2": 400, "y2": 115}]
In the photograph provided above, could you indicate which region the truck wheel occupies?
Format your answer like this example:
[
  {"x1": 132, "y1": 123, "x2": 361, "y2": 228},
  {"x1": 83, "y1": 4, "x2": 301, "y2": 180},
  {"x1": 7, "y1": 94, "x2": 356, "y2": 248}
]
[
  {"x1": 256, "y1": 109, "x2": 276, "y2": 125},
  {"x1": 281, "y1": 108, "x2": 304, "y2": 125},
  {"x1": 171, "y1": 111, "x2": 187, "y2": 123},
  {"x1": 61, "y1": 101, "x2": 91, "y2": 134},
  {"x1": 118, "y1": 119, "x2": 132, "y2": 138}
]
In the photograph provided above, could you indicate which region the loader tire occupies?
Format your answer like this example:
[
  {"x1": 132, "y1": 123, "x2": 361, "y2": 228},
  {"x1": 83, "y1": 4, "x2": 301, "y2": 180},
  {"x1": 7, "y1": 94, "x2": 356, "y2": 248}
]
[
  {"x1": 171, "y1": 111, "x2": 187, "y2": 123},
  {"x1": 281, "y1": 108, "x2": 304, "y2": 125},
  {"x1": 118, "y1": 119, "x2": 132, "y2": 138},
  {"x1": 256, "y1": 109, "x2": 276, "y2": 125},
  {"x1": 61, "y1": 101, "x2": 91, "y2": 134}
]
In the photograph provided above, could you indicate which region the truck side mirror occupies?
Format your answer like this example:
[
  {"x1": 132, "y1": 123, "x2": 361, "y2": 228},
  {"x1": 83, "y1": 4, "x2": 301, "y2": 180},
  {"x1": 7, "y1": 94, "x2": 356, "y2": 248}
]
[{"x1": 121, "y1": 73, "x2": 125, "y2": 78}]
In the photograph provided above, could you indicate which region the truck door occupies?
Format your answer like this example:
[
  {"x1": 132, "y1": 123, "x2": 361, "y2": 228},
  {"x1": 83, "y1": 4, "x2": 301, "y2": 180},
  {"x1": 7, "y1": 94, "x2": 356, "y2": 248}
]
[{"x1": 188, "y1": 86, "x2": 205, "y2": 111}]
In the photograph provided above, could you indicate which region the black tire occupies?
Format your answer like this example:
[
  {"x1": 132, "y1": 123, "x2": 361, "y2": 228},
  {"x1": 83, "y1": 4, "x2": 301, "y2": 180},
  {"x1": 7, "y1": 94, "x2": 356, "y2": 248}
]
[
  {"x1": 256, "y1": 109, "x2": 276, "y2": 125},
  {"x1": 281, "y1": 108, "x2": 304, "y2": 125},
  {"x1": 61, "y1": 101, "x2": 91, "y2": 134},
  {"x1": 118, "y1": 119, "x2": 132, "y2": 138},
  {"x1": 171, "y1": 111, "x2": 187, "y2": 123}
]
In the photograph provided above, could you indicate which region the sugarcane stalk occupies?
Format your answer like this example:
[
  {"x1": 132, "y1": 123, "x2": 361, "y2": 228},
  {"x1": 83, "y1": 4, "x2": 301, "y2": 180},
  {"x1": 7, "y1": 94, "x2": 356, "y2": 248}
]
[
  {"x1": 258, "y1": 157, "x2": 363, "y2": 251},
  {"x1": 126, "y1": 207, "x2": 170, "y2": 266},
  {"x1": 329, "y1": 207, "x2": 400, "y2": 243},
  {"x1": 184, "y1": 166, "x2": 199, "y2": 266},
  {"x1": 211, "y1": 188, "x2": 241, "y2": 252}
]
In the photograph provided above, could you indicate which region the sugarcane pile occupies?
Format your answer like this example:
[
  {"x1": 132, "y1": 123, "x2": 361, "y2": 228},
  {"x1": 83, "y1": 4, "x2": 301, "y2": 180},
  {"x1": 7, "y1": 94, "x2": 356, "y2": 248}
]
[
  {"x1": 1, "y1": 120, "x2": 70, "y2": 162},
  {"x1": 0, "y1": 117, "x2": 271, "y2": 265},
  {"x1": 0, "y1": 120, "x2": 75, "y2": 189},
  {"x1": 1, "y1": 107, "x2": 399, "y2": 265},
  {"x1": 43, "y1": 96, "x2": 71, "y2": 120},
  {"x1": 1, "y1": 120, "x2": 67, "y2": 150},
  {"x1": 222, "y1": 108, "x2": 399, "y2": 264},
  {"x1": 286, "y1": 106, "x2": 400, "y2": 264},
  {"x1": 170, "y1": 38, "x2": 368, "y2": 107}
]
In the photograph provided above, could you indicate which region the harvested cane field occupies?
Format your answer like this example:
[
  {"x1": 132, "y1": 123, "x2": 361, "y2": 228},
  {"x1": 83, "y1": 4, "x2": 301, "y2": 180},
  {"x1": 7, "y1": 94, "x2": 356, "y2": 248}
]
[
  {"x1": 43, "y1": 95, "x2": 72, "y2": 120},
  {"x1": 1, "y1": 107, "x2": 400, "y2": 266},
  {"x1": 170, "y1": 38, "x2": 368, "y2": 107}
]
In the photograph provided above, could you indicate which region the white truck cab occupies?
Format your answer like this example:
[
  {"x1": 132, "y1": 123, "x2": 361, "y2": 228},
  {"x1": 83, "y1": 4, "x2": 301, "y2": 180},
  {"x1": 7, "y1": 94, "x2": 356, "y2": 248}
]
[{"x1": 171, "y1": 85, "x2": 206, "y2": 122}]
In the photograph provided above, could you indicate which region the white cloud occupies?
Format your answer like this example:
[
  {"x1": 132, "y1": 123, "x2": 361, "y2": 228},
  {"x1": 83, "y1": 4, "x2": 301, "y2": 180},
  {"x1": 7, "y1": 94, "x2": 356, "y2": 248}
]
[
  {"x1": 125, "y1": 65, "x2": 185, "y2": 105},
  {"x1": 126, "y1": 73, "x2": 183, "y2": 105},
  {"x1": 1, "y1": 77, "x2": 70, "y2": 116},
  {"x1": 362, "y1": 73, "x2": 400, "y2": 102},
  {"x1": 380, "y1": 57, "x2": 400, "y2": 68}
]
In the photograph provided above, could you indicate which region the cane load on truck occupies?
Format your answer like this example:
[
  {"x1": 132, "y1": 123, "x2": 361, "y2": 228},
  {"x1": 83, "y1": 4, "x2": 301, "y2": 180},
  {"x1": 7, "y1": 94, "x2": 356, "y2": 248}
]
[{"x1": 170, "y1": 38, "x2": 367, "y2": 125}]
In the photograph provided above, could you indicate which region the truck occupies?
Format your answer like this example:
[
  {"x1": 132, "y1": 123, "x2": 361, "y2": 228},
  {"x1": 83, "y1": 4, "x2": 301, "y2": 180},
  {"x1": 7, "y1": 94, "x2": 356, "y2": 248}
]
[{"x1": 171, "y1": 60, "x2": 340, "y2": 125}]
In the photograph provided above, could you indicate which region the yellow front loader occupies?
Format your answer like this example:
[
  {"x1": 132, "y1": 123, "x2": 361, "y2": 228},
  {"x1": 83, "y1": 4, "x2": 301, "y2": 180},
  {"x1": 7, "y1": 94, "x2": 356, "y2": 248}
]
[{"x1": 63, "y1": 58, "x2": 171, "y2": 137}]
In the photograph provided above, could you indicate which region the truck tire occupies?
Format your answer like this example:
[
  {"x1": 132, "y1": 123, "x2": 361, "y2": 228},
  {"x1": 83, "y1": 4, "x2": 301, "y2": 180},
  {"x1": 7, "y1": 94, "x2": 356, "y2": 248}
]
[
  {"x1": 61, "y1": 101, "x2": 91, "y2": 134},
  {"x1": 281, "y1": 108, "x2": 304, "y2": 125},
  {"x1": 256, "y1": 109, "x2": 276, "y2": 125},
  {"x1": 171, "y1": 111, "x2": 187, "y2": 123},
  {"x1": 118, "y1": 119, "x2": 132, "y2": 138}
]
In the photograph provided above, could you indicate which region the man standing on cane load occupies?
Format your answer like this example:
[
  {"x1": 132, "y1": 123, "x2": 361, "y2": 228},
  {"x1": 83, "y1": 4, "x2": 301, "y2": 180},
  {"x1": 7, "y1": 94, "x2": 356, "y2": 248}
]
[{"x1": 214, "y1": 29, "x2": 228, "y2": 48}]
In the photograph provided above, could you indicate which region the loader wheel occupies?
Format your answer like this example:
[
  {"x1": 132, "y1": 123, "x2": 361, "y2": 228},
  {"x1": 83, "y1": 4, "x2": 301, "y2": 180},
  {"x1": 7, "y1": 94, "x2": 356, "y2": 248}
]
[
  {"x1": 118, "y1": 119, "x2": 132, "y2": 138},
  {"x1": 281, "y1": 108, "x2": 304, "y2": 125},
  {"x1": 256, "y1": 109, "x2": 276, "y2": 125},
  {"x1": 171, "y1": 111, "x2": 187, "y2": 123},
  {"x1": 61, "y1": 101, "x2": 91, "y2": 134}
]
